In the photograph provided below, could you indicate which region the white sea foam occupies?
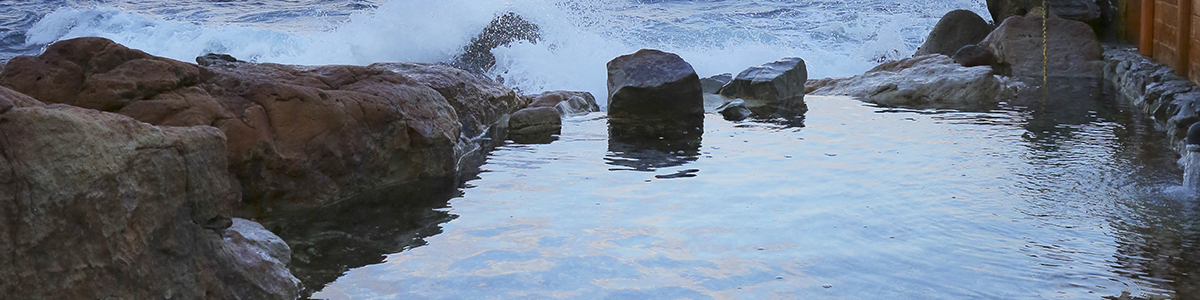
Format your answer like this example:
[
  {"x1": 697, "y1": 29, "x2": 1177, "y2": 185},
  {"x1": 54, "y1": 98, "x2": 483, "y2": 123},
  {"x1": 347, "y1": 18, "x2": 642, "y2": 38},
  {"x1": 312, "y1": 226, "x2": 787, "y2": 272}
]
[{"x1": 24, "y1": 0, "x2": 989, "y2": 106}]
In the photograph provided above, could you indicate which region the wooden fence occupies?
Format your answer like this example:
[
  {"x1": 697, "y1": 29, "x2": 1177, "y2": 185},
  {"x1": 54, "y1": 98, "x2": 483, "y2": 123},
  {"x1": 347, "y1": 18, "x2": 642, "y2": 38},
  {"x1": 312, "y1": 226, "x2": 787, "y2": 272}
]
[{"x1": 1121, "y1": 0, "x2": 1200, "y2": 84}]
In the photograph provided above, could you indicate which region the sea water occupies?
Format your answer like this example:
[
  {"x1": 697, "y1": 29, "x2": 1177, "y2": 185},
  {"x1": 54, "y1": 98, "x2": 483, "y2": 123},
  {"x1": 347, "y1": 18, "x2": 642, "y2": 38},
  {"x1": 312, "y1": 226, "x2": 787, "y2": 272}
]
[{"x1": 4, "y1": 1, "x2": 1200, "y2": 299}]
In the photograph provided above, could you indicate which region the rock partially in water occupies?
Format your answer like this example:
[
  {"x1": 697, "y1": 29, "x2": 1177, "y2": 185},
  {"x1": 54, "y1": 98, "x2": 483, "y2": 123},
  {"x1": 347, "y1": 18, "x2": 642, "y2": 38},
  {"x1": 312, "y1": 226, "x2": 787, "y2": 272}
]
[
  {"x1": 0, "y1": 89, "x2": 298, "y2": 299},
  {"x1": 529, "y1": 90, "x2": 600, "y2": 116},
  {"x1": 0, "y1": 37, "x2": 524, "y2": 212},
  {"x1": 808, "y1": 54, "x2": 1020, "y2": 110},
  {"x1": 196, "y1": 53, "x2": 240, "y2": 67},
  {"x1": 987, "y1": 0, "x2": 1100, "y2": 26},
  {"x1": 915, "y1": 10, "x2": 992, "y2": 57},
  {"x1": 952, "y1": 44, "x2": 998, "y2": 67},
  {"x1": 718, "y1": 57, "x2": 808, "y2": 114},
  {"x1": 508, "y1": 106, "x2": 562, "y2": 144},
  {"x1": 700, "y1": 73, "x2": 733, "y2": 94},
  {"x1": 606, "y1": 48, "x2": 704, "y2": 142},
  {"x1": 716, "y1": 98, "x2": 752, "y2": 121},
  {"x1": 981, "y1": 16, "x2": 1103, "y2": 80},
  {"x1": 451, "y1": 12, "x2": 541, "y2": 74}
]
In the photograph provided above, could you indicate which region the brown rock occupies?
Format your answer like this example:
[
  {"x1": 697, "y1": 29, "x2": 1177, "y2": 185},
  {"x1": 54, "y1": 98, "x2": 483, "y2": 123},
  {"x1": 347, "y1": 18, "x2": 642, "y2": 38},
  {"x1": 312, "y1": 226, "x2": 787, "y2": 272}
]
[
  {"x1": 529, "y1": 90, "x2": 600, "y2": 116},
  {"x1": 508, "y1": 106, "x2": 562, "y2": 144},
  {"x1": 951, "y1": 44, "x2": 998, "y2": 67},
  {"x1": 980, "y1": 16, "x2": 1103, "y2": 79},
  {"x1": 0, "y1": 100, "x2": 297, "y2": 299},
  {"x1": 915, "y1": 10, "x2": 993, "y2": 57},
  {"x1": 0, "y1": 37, "x2": 524, "y2": 212}
]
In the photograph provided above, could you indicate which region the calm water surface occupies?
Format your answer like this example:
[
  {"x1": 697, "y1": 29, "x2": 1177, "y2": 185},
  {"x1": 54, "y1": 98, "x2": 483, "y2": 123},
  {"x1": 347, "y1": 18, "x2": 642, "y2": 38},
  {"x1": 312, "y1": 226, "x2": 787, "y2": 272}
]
[{"x1": 296, "y1": 96, "x2": 1200, "y2": 299}]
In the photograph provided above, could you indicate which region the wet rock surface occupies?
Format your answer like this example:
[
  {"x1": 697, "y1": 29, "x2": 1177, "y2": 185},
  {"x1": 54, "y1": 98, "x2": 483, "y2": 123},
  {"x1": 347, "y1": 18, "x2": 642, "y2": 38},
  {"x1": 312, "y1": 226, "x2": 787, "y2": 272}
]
[
  {"x1": 952, "y1": 44, "x2": 998, "y2": 67},
  {"x1": 717, "y1": 57, "x2": 808, "y2": 114},
  {"x1": 508, "y1": 106, "x2": 562, "y2": 144},
  {"x1": 529, "y1": 90, "x2": 600, "y2": 116},
  {"x1": 0, "y1": 37, "x2": 524, "y2": 213},
  {"x1": 808, "y1": 54, "x2": 1019, "y2": 110},
  {"x1": 915, "y1": 10, "x2": 993, "y2": 57},
  {"x1": 716, "y1": 98, "x2": 751, "y2": 121},
  {"x1": 606, "y1": 48, "x2": 704, "y2": 139},
  {"x1": 1105, "y1": 46, "x2": 1200, "y2": 152},
  {"x1": 987, "y1": 0, "x2": 1101, "y2": 25},
  {"x1": 0, "y1": 89, "x2": 297, "y2": 299},
  {"x1": 981, "y1": 16, "x2": 1103, "y2": 79},
  {"x1": 700, "y1": 73, "x2": 732, "y2": 94}
]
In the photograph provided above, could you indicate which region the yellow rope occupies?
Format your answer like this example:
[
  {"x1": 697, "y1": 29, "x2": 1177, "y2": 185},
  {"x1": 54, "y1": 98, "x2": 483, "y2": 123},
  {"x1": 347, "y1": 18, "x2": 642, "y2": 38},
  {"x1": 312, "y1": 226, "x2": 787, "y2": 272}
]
[{"x1": 1041, "y1": 1, "x2": 1049, "y2": 111}]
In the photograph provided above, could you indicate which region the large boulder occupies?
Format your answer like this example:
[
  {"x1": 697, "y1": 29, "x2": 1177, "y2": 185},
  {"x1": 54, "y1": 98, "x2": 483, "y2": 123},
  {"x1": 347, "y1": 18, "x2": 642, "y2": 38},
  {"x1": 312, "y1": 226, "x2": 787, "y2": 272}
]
[
  {"x1": 981, "y1": 16, "x2": 1103, "y2": 79},
  {"x1": 915, "y1": 10, "x2": 993, "y2": 57},
  {"x1": 951, "y1": 44, "x2": 998, "y2": 67},
  {"x1": 0, "y1": 90, "x2": 298, "y2": 299},
  {"x1": 529, "y1": 90, "x2": 600, "y2": 116},
  {"x1": 700, "y1": 73, "x2": 732, "y2": 94},
  {"x1": 988, "y1": 0, "x2": 1101, "y2": 25},
  {"x1": 606, "y1": 49, "x2": 704, "y2": 135},
  {"x1": 807, "y1": 54, "x2": 1020, "y2": 110},
  {"x1": 717, "y1": 57, "x2": 808, "y2": 113},
  {"x1": 0, "y1": 37, "x2": 525, "y2": 212}
]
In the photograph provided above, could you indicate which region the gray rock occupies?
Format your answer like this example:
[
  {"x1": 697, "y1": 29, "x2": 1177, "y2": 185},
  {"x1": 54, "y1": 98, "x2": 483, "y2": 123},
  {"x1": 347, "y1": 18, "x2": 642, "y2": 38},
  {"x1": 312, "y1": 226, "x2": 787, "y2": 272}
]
[
  {"x1": 529, "y1": 90, "x2": 600, "y2": 116},
  {"x1": 716, "y1": 98, "x2": 752, "y2": 121},
  {"x1": 222, "y1": 218, "x2": 302, "y2": 299},
  {"x1": 981, "y1": 16, "x2": 1103, "y2": 80},
  {"x1": 988, "y1": 0, "x2": 1100, "y2": 25},
  {"x1": 915, "y1": 10, "x2": 993, "y2": 57},
  {"x1": 606, "y1": 48, "x2": 704, "y2": 137},
  {"x1": 718, "y1": 57, "x2": 808, "y2": 113},
  {"x1": 509, "y1": 106, "x2": 562, "y2": 144},
  {"x1": 196, "y1": 53, "x2": 239, "y2": 66},
  {"x1": 808, "y1": 54, "x2": 1020, "y2": 110},
  {"x1": 952, "y1": 44, "x2": 997, "y2": 67},
  {"x1": 700, "y1": 73, "x2": 733, "y2": 94}
]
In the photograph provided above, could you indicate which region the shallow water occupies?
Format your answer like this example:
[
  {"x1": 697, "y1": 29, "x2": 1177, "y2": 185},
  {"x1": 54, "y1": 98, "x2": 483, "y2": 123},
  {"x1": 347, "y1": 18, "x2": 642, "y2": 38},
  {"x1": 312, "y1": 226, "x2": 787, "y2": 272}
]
[{"x1": 276, "y1": 95, "x2": 1200, "y2": 299}]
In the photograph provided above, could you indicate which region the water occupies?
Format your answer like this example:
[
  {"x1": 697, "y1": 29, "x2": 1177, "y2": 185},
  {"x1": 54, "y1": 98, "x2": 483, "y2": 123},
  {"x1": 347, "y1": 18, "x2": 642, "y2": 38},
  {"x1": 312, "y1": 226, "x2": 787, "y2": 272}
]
[{"x1": 5, "y1": 0, "x2": 1200, "y2": 299}]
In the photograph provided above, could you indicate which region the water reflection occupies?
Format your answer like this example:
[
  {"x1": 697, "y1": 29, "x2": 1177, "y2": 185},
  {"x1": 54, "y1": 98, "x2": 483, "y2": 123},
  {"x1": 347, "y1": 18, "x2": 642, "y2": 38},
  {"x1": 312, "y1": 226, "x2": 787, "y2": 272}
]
[
  {"x1": 256, "y1": 179, "x2": 461, "y2": 297},
  {"x1": 605, "y1": 117, "x2": 703, "y2": 171}
]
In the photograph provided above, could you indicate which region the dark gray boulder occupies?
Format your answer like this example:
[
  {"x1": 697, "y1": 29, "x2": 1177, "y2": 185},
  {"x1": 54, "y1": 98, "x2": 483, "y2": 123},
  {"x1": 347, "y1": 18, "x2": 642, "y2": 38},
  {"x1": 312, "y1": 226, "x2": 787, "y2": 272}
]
[
  {"x1": 915, "y1": 10, "x2": 992, "y2": 57},
  {"x1": 717, "y1": 57, "x2": 807, "y2": 113},
  {"x1": 451, "y1": 12, "x2": 541, "y2": 74},
  {"x1": 951, "y1": 44, "x2": 997, "y2": 67},
  {"x1": 700, "y1": 73, "x2": 733, "y2": 94},
  {"x1": 716, "y1": 98, "x2": 752, "y2": 121},
  {"x1": 980, "y1": 16, "x2": 1102, "y2": 79},
  {"x1": 509, "y1": 106, "x2": 562, "y2": 144},
  {"x1": 606, "y1": 48, "x2": 704, "y2": 131},
  {"x1": 196, "y1": 53, "x2": 239, "y2": 67}
]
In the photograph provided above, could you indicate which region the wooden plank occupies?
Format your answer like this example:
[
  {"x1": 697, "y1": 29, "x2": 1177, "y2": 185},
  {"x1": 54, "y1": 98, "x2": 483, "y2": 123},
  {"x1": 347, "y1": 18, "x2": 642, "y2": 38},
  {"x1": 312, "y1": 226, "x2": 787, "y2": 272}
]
[
  {"x1": 1142, "y1": 0, "x2": 1154, "y2": 55},
  {"x1": 1182, "y1": 0, "x2": 1192, "y2": 76}
]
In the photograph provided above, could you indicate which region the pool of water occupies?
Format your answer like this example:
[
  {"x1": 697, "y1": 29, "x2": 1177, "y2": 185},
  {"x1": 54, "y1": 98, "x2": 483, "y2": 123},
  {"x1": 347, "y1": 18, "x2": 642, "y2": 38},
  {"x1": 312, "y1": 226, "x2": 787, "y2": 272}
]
[{"x1": 284, "y1": 95, "x2": 1198, "y2": 299}]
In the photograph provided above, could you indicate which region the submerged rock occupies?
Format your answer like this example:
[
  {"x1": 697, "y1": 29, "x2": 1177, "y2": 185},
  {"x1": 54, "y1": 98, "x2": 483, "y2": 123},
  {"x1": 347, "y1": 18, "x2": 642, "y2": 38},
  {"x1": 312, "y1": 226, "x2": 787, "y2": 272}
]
[
  {"x1": 529, "y1": 90, "x2": 600, "y2": 116},
  {"x1": 0, "y1": 89, "x2": 298, "y2": 299},
  {"x1": 700, "y1": 73, "x2": 733, "y2": 94},
  {"x1": 451, "y1": 12, "x2": 541, "y2": 74},
  {"x1": 0, "y1": 37, "x2": 524, "y2": 212},
  {"x1": 717, "y1": 57, "x2": 808, "y2": 113},
  {"x1": 915, "y1": 10, "x2": 992, "y2": 57},
  {"x1": 808, "y1": 54, "x2": 1019, "y2": 110},
  {"x1": 716, "y1": 98, "x2": 752, "y2": 121},
  {"x1": 981, "y1": 16, "x2": 1103, "y2": 79},
  {"x1": 508, "y1": 106, "x2": 562, "y2": 144}
]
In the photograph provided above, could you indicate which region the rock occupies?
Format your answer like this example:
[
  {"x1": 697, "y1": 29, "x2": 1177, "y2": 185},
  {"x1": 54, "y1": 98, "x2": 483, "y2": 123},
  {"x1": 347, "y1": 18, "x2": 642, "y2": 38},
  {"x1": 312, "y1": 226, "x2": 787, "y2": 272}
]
[
  {"x1": 700, "y1": 73, "x2": 733, "y2": 94},
  {"x1": 952, "y1": 44, "x2": 997, "y2": 67},
  {"x1": 988, "y1": 0, "x2": 1100, "y2": 25},
  {"x1": 915, "y1": 10, "x2": 993, "y2": 57},
  {"x1": 0, "y1": 84, "x2": 40, "y2": 113},
  {"x1": 529, "y1": 90, "x2": 600, "y2": 116},
  {"x1": 0, "y1": 37, "x2": 524, "y2": 212},
  {"x1": 717, "y1": 57, "x2": 808, "y2": 113},
  {"x1": 807, "y1": 54, "x2": 1020, "y2": 110},
  {"x1": 981, "y1": 16, "x2": 1103, "y2": 79},
  {"x1": 716, "y1": 98, "x2": 752, "y2": 121},
  {"x1": 196, "y1": 53, "x2": 239, "y2": 67},
  {"x1": 451, "y1": 12, "x2": 541, "y2": 74},
  {"x1": 508, "y1": 106, "x2": 562, "y2": 144},
  {"x1": 606, "y1": 48, "x2": 704, "y2": 138},
  {"x1": 221, "y1": 218, "x2": 300, "y2": 298},
  {"x1": 0, "y1": 96, "x2": 298, "y2": 299}
]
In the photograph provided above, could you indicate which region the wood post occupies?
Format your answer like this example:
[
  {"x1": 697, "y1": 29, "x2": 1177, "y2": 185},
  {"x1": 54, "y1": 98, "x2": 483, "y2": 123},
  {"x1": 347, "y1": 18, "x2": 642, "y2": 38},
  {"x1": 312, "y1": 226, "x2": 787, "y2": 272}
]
[
  {"x1": 1180, "y1": 0, "x2": 1192, "y2": 76},
  {"x1": 1142, "y1": 0, "x2": 1155, "y2": 56}
]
